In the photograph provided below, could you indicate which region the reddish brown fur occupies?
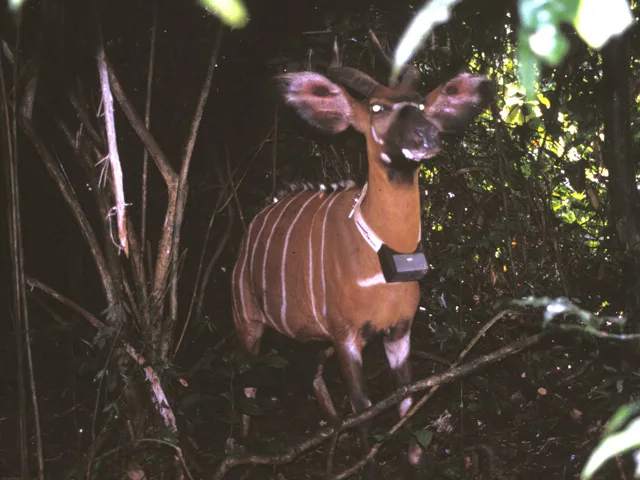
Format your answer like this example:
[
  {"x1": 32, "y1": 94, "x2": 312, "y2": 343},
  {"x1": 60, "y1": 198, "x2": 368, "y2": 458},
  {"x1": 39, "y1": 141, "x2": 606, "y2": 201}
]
[{"x1": 231, "y1": 51, "x2": 492, "y2": 476}]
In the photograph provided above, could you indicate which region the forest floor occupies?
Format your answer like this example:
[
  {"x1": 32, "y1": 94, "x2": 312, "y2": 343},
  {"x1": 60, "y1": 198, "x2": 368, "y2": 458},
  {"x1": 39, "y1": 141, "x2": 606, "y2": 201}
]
[{"x1": 1, "y1": 306, "x2": 638, "y2": 479}]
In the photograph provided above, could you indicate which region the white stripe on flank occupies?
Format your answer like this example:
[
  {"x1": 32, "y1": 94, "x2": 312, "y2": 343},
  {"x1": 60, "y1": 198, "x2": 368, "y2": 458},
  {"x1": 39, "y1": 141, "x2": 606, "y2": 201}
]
[
  {"x1": 280, "y1": 192, "x2": 321, "y2": 336},
  {"x1": 248, "y1": 201, "x2": 282, "y2": 328},
  {"x1": 261, "y1": 193, "x2": 300, "y2": 335},
  {"x1": 235, "y1": 220, "x2": 256, "y2": 328},
  {"x1": 308, "y1": 194, "x2": 335, "y2": 336},
  {"x1": 320, "y1": 191, "x2": 343, "y2": 317}
]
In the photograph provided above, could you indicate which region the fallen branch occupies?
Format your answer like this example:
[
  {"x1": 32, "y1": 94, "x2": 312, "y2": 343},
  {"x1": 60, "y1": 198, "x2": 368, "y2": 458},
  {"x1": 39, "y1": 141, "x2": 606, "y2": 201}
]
[
  {"x1": 332, "y1": 310, "x2": 513, "y2": 479},
  {"x1": 26, "y1": 276, "x2": 178, "y2": 432},
  {"x1": 211, "y1": 329, "x2": 550, "y2": 479}
]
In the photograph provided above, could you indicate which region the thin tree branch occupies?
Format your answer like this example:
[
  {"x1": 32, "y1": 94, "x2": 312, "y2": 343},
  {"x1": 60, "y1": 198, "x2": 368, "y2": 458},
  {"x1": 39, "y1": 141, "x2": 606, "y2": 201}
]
[
  {"x1": 140, "y1": 0, "x2": 158, "y2": 325},
  {"x1": 25, "y1": 276, "x2": 178, "y2": 432},
  {"x1": 97, "y1": 42, "x2": 128, "y2": 256},
  {"x1": 332, "y1": 310, "x2": 514, "y2": 479},
  {"x1": 163, "y1": 24, "x2": 224, "y2": 359},
  {"x1": 1, "y1": 42, "x2": 36, "y2": 480},
  {"x1": 212, "y1": 330, "x2": 550, "y2": 479}
]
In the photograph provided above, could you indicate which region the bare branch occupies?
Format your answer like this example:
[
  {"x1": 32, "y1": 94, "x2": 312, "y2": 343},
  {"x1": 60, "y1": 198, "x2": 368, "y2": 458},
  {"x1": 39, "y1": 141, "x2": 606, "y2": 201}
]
[
  {"x1": 211, "y1": 330, "x2": 549, "y2": 479},
  {"x1": 97, "y1": 44, "x2": 129, "y2": 256},
  {"x1": 163, "y1": 25, "x2": 224, "y2": 359},
  {"x1": 25, "y1": 276, "x2": 178, "y2": 433},
  {"x1": 332, "y1": 310, "x2": 513, "y2": 479},
  {"x1": 19, "y1": 117, "x2": 117, "y2": 306}
]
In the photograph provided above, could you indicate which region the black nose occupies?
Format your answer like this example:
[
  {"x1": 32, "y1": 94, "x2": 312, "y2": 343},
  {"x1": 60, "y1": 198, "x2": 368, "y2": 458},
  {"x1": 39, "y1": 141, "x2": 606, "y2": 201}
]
[{"x1": 398, "y1": 106, "x2": 439, "y2": 150}]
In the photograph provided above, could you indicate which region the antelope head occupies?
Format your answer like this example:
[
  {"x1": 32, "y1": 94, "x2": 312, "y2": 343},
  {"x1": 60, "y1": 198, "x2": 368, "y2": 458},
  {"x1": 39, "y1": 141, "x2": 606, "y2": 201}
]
[{"x1": 275, "y1": 36, "x2": 493, "y2": 184}]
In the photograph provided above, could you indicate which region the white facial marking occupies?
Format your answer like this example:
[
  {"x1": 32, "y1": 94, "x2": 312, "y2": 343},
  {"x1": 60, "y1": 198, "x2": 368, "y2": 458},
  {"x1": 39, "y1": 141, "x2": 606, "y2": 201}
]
[
  {"x1": 402, "y1": 148, "x2": 416, "y2": 160},
  {"x1": 380, "y1": 152, "x2": 391, "y2": 163},
  {"x1": 371, "y1": 125, "x2": 384, "y2": 145},
  {"x1": 281, "y1": 192, "x2": 320, "y2": 335},
  {"x1": 385, "y1": 333, "x2": 410, "y2": 370},
  {"x1": 399, "y1": 397, "x2": 413, "y2": 417},
  {"x1": 357, "y1": 273, "x2": 386, "y2": 287}
]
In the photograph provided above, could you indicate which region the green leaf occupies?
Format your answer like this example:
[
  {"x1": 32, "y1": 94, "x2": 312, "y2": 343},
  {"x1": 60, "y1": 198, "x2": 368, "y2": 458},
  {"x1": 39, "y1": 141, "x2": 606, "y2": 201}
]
[
  {"x1": 9, "y1": 0, "x2": 23, "y2": 11},
  {"x1": 263, "y1": 355, "x2": 289, "y2": 369},
  {"x1": 391, "y1": 0, "x2": 463, "y2": 84},
  {"x1": 200, "y1": 0, "x2": 249, "y2": 29},
  {"x1": 240, "y1": 397, "x2": 266, "y2": 416},
  {"x1": 581, "y1": 414, "x2": 640, "y2": 479},
  {"x1": 412, "y1": 429, "x2": 434, "y2": 450},
  {"x1": 528, "y1": 24, "x2": 568, "y2": 66},
  {"x1": 517, "y1": 36, "x2": 537, "y2": 101},
  {"x1": 574, "y1": 0, "x2": 634, "y2": 49}
]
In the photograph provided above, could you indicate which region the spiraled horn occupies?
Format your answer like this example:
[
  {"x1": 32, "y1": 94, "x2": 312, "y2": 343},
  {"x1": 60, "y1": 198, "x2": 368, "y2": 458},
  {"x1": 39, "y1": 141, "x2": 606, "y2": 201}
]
[
  {"x1": 327, "y1": 37, "x2": 381, "y2": 97},
  {"x1": 368, "y1": 29, "x2": 421, "y2": 90}
]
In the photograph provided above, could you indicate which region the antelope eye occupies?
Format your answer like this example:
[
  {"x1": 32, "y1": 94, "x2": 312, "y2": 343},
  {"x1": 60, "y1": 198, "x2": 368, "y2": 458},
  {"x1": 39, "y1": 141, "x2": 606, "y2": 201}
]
[
  {"x1": 370, "y1": 104, "x2": 383, "y2": 113},
  {"x1": 418, "y1": 104, "x2": 425, "y2": 111}
]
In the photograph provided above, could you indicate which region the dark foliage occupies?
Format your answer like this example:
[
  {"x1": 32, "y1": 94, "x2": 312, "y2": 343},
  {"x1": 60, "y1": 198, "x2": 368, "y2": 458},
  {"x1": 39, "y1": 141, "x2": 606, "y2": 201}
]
[{"x1": 2, "y1": 0, "x2": 640, "y2": 479}]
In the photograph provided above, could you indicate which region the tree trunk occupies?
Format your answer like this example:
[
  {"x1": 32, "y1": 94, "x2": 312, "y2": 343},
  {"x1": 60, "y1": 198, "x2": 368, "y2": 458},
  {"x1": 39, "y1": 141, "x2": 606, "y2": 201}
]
[{"x1": 601, "y1": 33, "x2": 640, "y2": 331}]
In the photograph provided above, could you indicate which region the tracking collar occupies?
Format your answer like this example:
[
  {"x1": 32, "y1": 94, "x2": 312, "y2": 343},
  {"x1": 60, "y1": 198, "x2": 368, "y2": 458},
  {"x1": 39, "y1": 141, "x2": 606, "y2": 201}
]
[{"x1": 348, "y1": 183, "x2": 429, "y2": 283}]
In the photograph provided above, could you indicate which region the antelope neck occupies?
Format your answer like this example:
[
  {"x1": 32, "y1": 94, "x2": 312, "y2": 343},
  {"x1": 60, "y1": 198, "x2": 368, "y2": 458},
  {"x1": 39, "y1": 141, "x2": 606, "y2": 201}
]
[{"x1": 351, "y1": 178, "x2": 422, "y2": 254}]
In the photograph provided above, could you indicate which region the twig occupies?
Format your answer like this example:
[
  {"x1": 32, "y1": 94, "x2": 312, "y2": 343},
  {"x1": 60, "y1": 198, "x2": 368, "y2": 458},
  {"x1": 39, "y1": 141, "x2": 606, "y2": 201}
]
[
  {"x1": 19, "y1": 117, "x2": 117, "y2": 306},
  {"x1": 212, "y1": 329, "x2": 549, "y2": 479},
  {"x1": 2, "y1": 44, "x2": 44, "y2": 480},
  {"x1": 174, "y1": 167, "x2": 234, "y2": 357},
  {"x1": 141, "y1": 0, "x2": 158, "y2": 273},
  {"x1": 97, "y1": 42, "x2": 128, "y2": 256},
  {"x1": 331, "y1": 309, "x2": 514, "y2": 479},
  {"x1": 270, "y1": 104, "x2": 278, "y2": 198},
  {"x1": 25, "y1": 276, "x2": 178, "y2": 433},
  {"x1": 164, "y1": 24, "x2": 224, "y2": 359}
]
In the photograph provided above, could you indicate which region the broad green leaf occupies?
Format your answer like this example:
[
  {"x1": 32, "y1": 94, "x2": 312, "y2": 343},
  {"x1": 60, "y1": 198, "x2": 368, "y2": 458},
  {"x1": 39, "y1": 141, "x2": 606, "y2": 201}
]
[
  {"x1": 574, "y1": 0, "x2": 634, "y2": 49},
  {"x1": 517, "y1": 36, "x2": 537, "y2": 100},
  {"x1": 581, "y1": 415, "x2": 640, "y2": 479},
  {"x1": 391, "y1": 0, "x2": 463, "y2": 84},
  {"x1": 413, "y1": 429, "x2": 434, "y2": 450},
  {"x1": 528, "y1": 24, "x2": 568, "y2": 66},
  {"x1": 200, "y1": 0, "x2": 249, "y2": 29},
  {"x1": 263, "y1": 355, "x2": 289, "y2": 369}
]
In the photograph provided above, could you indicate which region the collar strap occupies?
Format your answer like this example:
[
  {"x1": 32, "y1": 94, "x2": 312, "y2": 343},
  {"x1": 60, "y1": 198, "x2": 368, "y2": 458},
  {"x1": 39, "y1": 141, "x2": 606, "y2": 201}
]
[{"x1": 349, "y1": 183, "x2": 421, "y2": 252}]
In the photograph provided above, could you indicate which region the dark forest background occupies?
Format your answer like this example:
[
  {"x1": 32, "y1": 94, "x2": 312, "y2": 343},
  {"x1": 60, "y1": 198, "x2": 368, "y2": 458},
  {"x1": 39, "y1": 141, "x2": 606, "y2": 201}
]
[{"x1": 2, "y1": 0, "x2": 640, "y2": 479}]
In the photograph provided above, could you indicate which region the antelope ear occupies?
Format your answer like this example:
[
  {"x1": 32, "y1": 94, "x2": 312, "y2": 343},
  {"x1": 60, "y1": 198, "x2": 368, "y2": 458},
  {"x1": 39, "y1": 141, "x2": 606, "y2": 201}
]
[
  {"x1": 276, "y1": 72, "x2": 355, "y2": 134},
  {"x1": 425, "y1": 73, "x2": 493, "y2": 132}
]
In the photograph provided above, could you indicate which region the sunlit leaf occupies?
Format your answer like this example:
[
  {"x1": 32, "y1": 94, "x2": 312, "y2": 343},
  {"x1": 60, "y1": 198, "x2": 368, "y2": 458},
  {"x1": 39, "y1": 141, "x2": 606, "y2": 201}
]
[
  {"x1": 200, "y1": 0, "x2": 249, "y2": 29},
  {"x1": 517, "y1": 36, "x2": 537, "y2": 100},
  {"x1": 574, "y1": 0, "x2": 635, "y2": 49},
  {"x1": 391, "y1": 0, "x2": 463, "y2": 84},
  {"x1": 9, "y1": 0, "x2": 23, "y2": 10},
  {"x1": 581, "y1": 410, "x2": 640, "y2": 479}
]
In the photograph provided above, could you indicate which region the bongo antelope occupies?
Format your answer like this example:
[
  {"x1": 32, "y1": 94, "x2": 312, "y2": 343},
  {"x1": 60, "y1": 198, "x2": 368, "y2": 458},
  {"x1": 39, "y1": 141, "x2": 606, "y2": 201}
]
[{"x1": 231, "y1": 36, "x2": 492, "y2": 472}]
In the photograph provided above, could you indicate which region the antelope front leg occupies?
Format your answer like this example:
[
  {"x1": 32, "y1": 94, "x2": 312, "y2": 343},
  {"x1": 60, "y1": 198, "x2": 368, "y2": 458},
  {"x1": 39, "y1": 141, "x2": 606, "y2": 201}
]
[
  {"x1": 384, "y1": 319, "x2": 423, "y2": 467},
  {"x1": 335, "y1": 334, "x2": 376, "y2": 479}
]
